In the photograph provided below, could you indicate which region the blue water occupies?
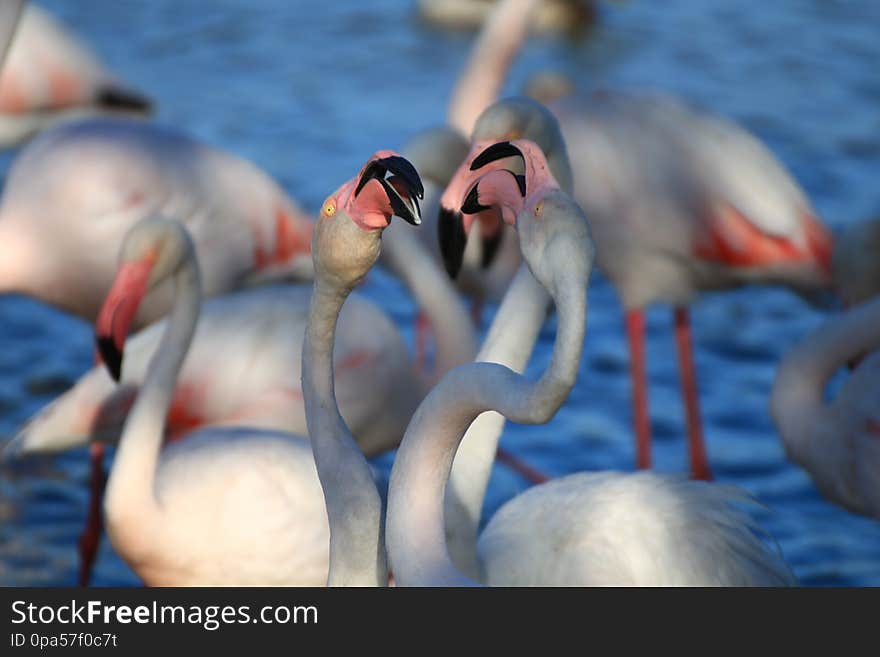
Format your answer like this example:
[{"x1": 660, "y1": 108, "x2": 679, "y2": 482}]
[{"x1": 1, "y1": 0, "x2": 879, "y2": 586}]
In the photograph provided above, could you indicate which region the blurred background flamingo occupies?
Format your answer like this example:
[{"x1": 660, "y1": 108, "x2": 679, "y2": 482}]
[{"x1": 0, "y1": 3, "x2": 151, "y2": 149}]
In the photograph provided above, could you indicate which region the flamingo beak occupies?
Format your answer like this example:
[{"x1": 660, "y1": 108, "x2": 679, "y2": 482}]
[
  {"x1": 438, "y1": 141, "x2": 527, "y2": 278},
  {"x1": 95, "y1": 257, "x2": 155, "y2": 382},
  {"x1": 438, "y1": 207, "x2": 468, "y2": 278},
  {"x1": 354, "y1": 155, "x2": 424, "y2": 226},
  {"x1": 468, "y1": 141, "x2": 525, "y2": 172}
]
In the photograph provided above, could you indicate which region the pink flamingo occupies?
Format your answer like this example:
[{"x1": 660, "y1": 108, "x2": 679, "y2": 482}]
[
  {"x1": 551, "y1": 90, "x2": 833, "y2": 480},
  {"x1": 0, "y1": 115, "x2": 313, "y2": 585},
  {"x1": 771, "y1": 295, "x2": 880, "y2": 520},
  {"x1": 93, "y1": 153, "x2": 423, "y2": 585},
  {"x1": 439, "y1": 96, "x2": 833, "y2": 481},
  {"x1": 0, "y1": 3, "x2": 151, "y2": 148},
  {"x1": 387, "y1": 139, "x2": 793, "y2": 586},
  {"x1": 0, "y1": 116, "x2": 314, "y2": 323}
]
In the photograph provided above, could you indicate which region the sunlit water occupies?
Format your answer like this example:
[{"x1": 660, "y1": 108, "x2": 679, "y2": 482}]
[{"x1": 1, "y1": 0, "x2": 878, "y2": 586}]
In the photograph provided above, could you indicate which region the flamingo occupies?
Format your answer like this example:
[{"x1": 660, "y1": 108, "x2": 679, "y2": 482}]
[
  {"x1": 551, "y1": 90, "x2": 833, "y2": 480},
  {"x1": 92, "y1": 152, "x2": 423, "y2": 585},
  {"x1": 0, "y1": 116, "x2": 314, "y2": 323},
  {"x1": 770, "y1": 296, "x2": 880, "y2": 520},
  {"x1": 439, "y1": 96, "x2": 833, "y2": 481},
  {"x1": 0, "y1": 115, "x2": 314, "y2": 585},
  {"x1": 0, "y1": 3, "x2": 151, "y2": 149},
  {"x1": 387, "y1": 138, "x2": 794, "y2": 586},
  {"x1": 416, "y1": 0, "x2": 596, "y2": 35},
  {"x1": 301, "y1": 151, "x2": 426, "y2": 585}
]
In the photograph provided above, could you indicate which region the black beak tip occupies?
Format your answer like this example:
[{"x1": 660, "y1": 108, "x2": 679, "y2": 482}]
[
  {"x1": 96, "y1": 335, "x2": 123, "y2": 383},
  {"x1": 381, "y1": 155, "x2": 425, "y2": 200},
  {"x1": 438, "y1": 206, "x2": 467, "y2": 279},
  {"x1": 469, "y1": 141, "x2": 524, "y2": 172}
]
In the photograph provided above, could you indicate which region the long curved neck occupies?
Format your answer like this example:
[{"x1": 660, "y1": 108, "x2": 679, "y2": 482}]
[
  {"x1": 771, "y1": 297, "x2": 880, "y2": 458},
  {"x1": 104, "y1": 254, "x2": 200, "y2": 531},
  {"x1": 443, "y1": 263, "x2": 549, "y2": 577},
  {"x1": 302, "y1": 278, "x2": 387, "y2": 586},
  {"x1": 386, "y1": 267, "x2": 586, "y2": 585},
  {"x1": 382, "y1": 216, "x2": 477, "y2": 382},
  {"x1": 447, "y1": 0, "x2": 538, "y2": 136}
]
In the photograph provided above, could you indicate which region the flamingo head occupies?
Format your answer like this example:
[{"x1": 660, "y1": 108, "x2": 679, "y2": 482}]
[
  {"x1": 514, "y1": 188, "x2": 595, "y2": 300},
  {"x1": 437, "y1": 98, "x2": 573, "y2": 279},
  {"x1": 313, "y1": 151, "x2": 423, "y2": 289},
  {"x1": 95, "y1": 217, "x2": 194, "y2": 382},
  {"x1": 439, "y1": 139, "x2": 564, "y2": 280}
]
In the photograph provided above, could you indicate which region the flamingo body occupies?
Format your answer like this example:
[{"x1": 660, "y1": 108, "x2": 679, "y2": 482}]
[
  {"x1": 478, "y1": 471, "x2": 794, "y2": 586},
  {"x1": 0, "y1": 117, "x2": 312, "y2": 326},
  {"x1": 0, "y1": 5, "x2": 151, "y2": 147},
  {"x1": 552, "y1": 91, "x2": 832, "y2": 308},
  {"x1": 111, "y1": 427, "x2": 328, "y2": 586}
]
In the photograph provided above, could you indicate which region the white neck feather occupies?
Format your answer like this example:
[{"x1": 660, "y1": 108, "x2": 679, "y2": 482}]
[{"x1": 302, "y1": 278, "x2": 387, "y2": 587}]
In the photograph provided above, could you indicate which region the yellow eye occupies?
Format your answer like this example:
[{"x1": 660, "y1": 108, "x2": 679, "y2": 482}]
[
  {"x1": 534, "y1": 202, "x2": 543, "y2": 217},
  {"x1": 322, "y1": 198, "x2": 337, "y2": 217}
]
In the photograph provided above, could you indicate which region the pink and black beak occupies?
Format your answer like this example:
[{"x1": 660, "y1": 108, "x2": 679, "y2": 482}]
[
  {"x1": 354, "y1": 155, "x2": 424, "y2": 226},
  {"x1": 438, "y1": 141, "x2": 527, "y2": 278},
  {"x1": 95, "y1": 257, "x2": 155, "y2": 382}
]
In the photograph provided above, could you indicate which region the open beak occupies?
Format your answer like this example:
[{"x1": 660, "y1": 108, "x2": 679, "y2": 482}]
[
  {"x1": 95, "y1": 258, "x2": 155, "y2": 382},
  {"x1": 438, "y1": 141, "x2": 527, "y2": 278},
  {"x1": 354, "y1": 155, "x2": 424, "y2": 226}
]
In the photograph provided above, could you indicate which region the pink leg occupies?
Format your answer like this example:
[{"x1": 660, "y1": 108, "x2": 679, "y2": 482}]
[
  {"x1": 673, "y1": 307, "x2": 712, "y2": 481},
  {"x1": 77, "y1": 442, "x2": 105, "y2": 586},
  {"x1": 626, "y1": 310, "x2": 652, "y2": 470},
  {"x1": 415, "y1": 312, "x2": 431, "y2": 375},
  {"x1": 495, "y1": 447, "x2": 549, "y2": 486}
]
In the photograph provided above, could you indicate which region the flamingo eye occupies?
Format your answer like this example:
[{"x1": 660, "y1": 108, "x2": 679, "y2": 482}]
[
  {"x1": 322, "y1": 198, "x2": 337, "y2": 218},
  {"x1": 534, "y1": 202, "x2": 543, "y2": 217}
]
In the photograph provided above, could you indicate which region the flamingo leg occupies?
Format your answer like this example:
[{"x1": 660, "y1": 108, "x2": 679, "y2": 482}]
[
  {"x1": 673, "y1": 307, "x2": 712, "y2": 481},
  {"x1": 626, "y1": 309, "x2": 652, "y2": 470},
  {"x1": 495, "y1": 447, "x2": 549, "y2": 485},
  {"x1": 77, "y1": 442, "x2": 105, "y2": 586}
]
